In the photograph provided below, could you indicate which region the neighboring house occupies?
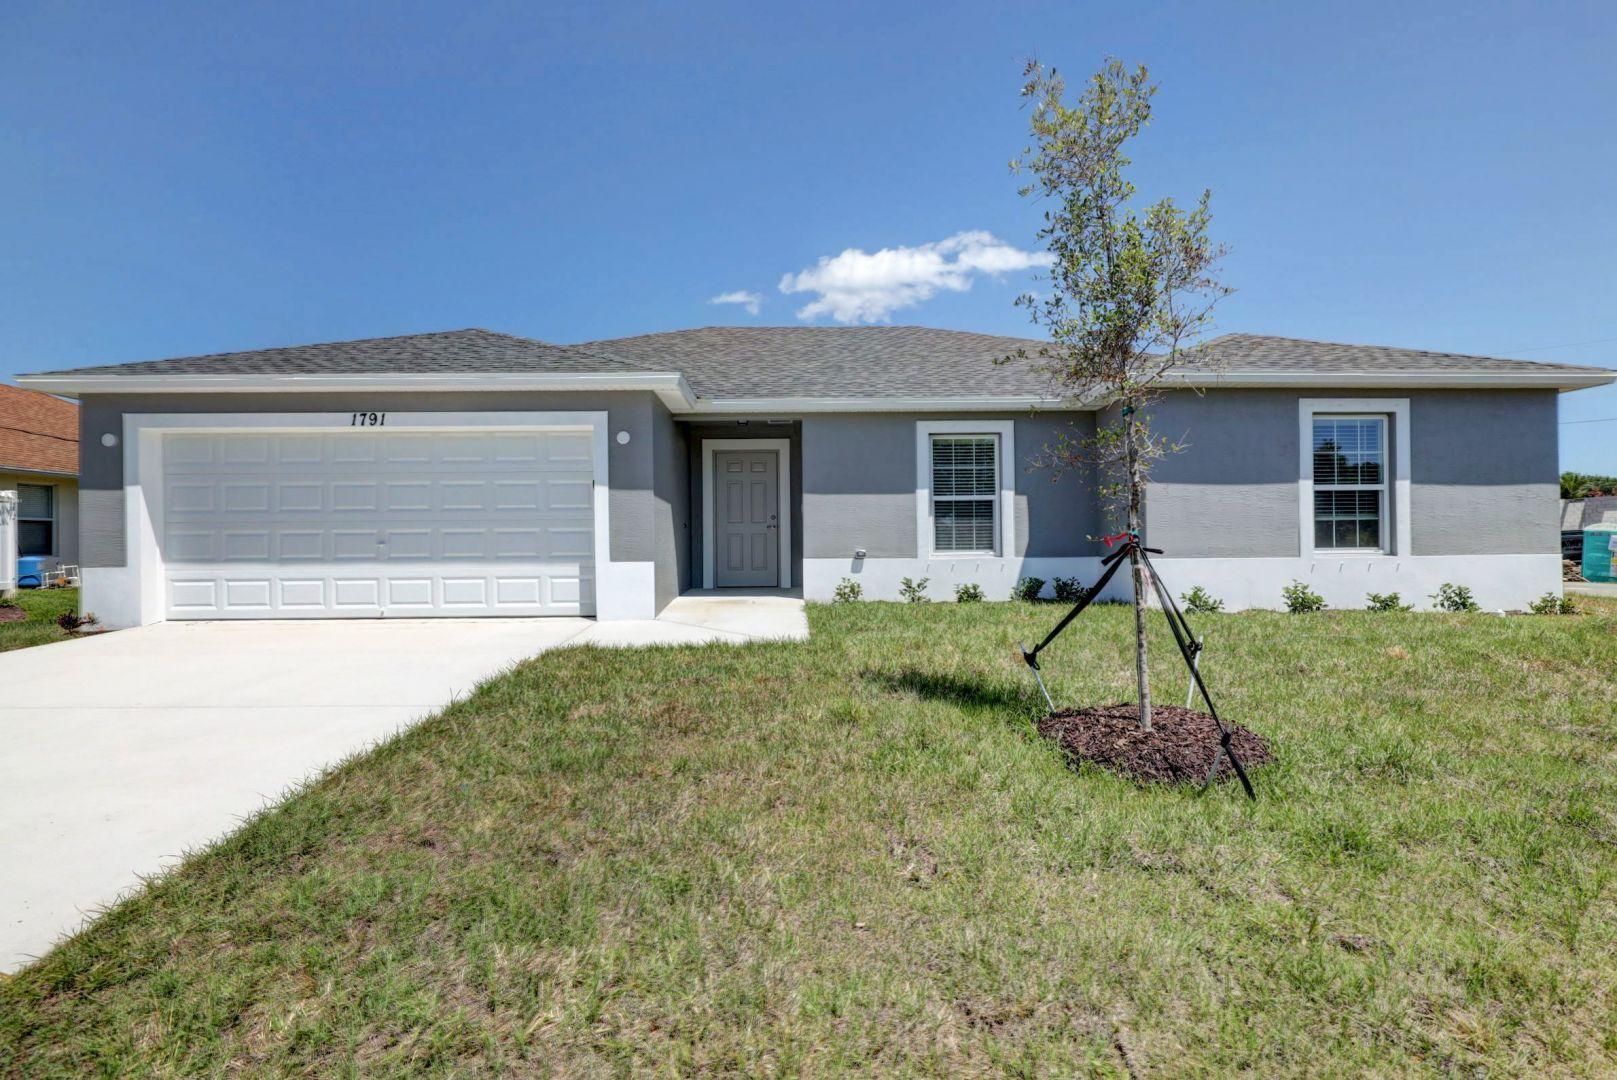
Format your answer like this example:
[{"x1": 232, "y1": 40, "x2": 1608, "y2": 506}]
[
  {"x1": 0, "y1": 383, "x2": 79, "y2": 571},
  {"x1": 1563, "y1": 495, "x2": 1617, "y2": 531},
  {"x1": 17, "y1": 327, "x2": 1614, "y2": 627}
]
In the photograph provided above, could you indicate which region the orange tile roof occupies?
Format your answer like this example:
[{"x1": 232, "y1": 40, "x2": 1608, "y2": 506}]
[{"x1": 0, "y1": 384, "x2": 78, "y2": 476}]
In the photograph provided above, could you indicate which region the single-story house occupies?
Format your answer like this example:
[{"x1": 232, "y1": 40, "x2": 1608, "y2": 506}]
[
  {"x1": 0, "y1": 383, "x2": 79, "y2": 571},
  {"x1": 17, "y1": 327, "x2": 1614, "y2": 626}
]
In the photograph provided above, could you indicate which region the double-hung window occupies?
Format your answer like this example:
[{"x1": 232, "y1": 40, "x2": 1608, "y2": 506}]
[
  {"x1": 930, "y1": 434, "x2": 999, "y2": 554},
  {"x1": 17, "y1": 483, "x2": 55, "y2": 557},
  {"x1": 1311, "y1": 416, "x2": 1386, "y2": 552}
]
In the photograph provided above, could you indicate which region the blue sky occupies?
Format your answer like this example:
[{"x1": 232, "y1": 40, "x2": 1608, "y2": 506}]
[{"x1": 3, "y1": 1, "x2": 1614, "y2": 470}]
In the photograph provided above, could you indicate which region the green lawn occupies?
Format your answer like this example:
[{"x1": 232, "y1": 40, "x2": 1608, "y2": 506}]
[
  {"x1": 3, "y1": 597, "x2": 1615, "y2": 1075},
  {"x1": 0, "y1": 587, "x2": 79, "y2": 653}
]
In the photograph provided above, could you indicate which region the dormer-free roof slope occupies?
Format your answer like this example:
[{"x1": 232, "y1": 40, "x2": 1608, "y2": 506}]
[{"x1": 18, "y1": 325, "x2": 1615, "y2": 400}]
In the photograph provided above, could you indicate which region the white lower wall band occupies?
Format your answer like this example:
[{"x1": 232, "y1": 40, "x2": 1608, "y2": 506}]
[{"x1": 804, "y1": 553, "x2": 1560, "y2": 611}]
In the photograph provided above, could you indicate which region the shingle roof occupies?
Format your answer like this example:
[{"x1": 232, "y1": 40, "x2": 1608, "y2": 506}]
[
  {"x1": 0, "y1": 384, "x2": 78, "y2": 476},
  {"x1": 20, "y1": 325, "x2": 1614, "y2": 399},
  {"x1": 1186, "y1": 333, "x2": 1611, "y2": 376},
  {"x1": 28, "y1": 328, "x2": 638, "y2": 378},
  {"x1": 575, "y1": 326, "x2": 1058, "y2": 398}
]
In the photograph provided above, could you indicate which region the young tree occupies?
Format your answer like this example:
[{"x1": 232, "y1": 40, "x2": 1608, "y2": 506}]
[{"x1": 1009, "y1": 59, "x2": 1230, "y2": 730}]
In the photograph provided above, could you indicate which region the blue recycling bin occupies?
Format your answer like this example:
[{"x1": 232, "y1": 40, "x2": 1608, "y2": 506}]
[{"x1": 16, "y1": 555, "x2": 51, "y2": 588}]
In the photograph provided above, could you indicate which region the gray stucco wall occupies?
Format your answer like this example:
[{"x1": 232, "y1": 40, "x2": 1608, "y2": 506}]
[
  {"x1": 1142, "y1": 388, "x2": 1560, "y2": 557},
  {"x1": 76, "y1": 391, "x2": 667, "y2": 568},
  {"x1": 1407, "y1": 390, "x2": 1559, "y2": 555},
  {"x1": 800, "y1": 412, "x2": 1101, "y2": 559},
  {"x1": 684, "y1": 420, "x2": 804, "y2": 586},
  {"x1": 651, "y1": 402, "x2": 690, "y2": 610}
]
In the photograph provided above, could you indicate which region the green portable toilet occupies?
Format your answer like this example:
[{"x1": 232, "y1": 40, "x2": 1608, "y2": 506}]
[{"x1": 1583, "y1": 522, "x2": 1617, "y2": 583}]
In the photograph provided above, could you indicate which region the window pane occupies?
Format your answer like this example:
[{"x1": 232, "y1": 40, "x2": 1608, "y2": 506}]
[
  {"x1": 932, "y1": 436, "x2": 996, "y2": 497},
  {"x1": 17, "y1": 483, "x2": 53, "y2": 520},
  {"x1": 934, "y1": 499, "x2": 995, "y2": 552},
  {"x1": 1358, "y1": 513, "x2": 1380, "y2": 550},
  {"x1": 1314, "y1": 489, "x2": 1383, "y2": 550},
  {"x1": 18, "y1": 520, "x2": 52, "y2": 557},
  {"x1": 1313, "y1": 417, "x2": 1384, "y2": 486},
  {"x1": 931, "y1": 435, "x2": 997, "y2": 552}
]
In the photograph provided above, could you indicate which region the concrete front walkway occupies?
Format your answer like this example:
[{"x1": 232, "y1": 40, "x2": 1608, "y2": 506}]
[{"x1": 0, "y1": 595, "x2": 806, "y2": 972}]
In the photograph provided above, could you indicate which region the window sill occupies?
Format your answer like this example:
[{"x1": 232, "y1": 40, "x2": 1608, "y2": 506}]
[
  {"x1": 1309, "y1": 549, "x2": 1396, "y2": 559},
  {"x1": 927, "y1": 552, "x2": 1002, "y2": 560}
]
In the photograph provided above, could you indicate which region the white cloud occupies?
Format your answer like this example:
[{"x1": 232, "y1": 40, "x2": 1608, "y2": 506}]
[
  {"x1": 777, "y1": 230, "x2": 1052, "y2": 324},
  {"x1": 709, "y1": 290, "x2": 763, "y2": 316}
]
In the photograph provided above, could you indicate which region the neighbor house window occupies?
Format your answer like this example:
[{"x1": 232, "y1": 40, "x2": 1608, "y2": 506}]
[
  {"x1": 931, "y1": 435, "x2": 998, "y2": 553},
  {"x1": 1311, "y1": 416, "x2": 1386, "y2": 551},
  {"x1": 17, "y1": 483, "x2": 55, "y2": 557}
]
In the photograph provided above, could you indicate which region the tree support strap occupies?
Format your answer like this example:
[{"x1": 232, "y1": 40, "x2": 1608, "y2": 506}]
[{"x1": 1019, "y1": 536, "x2": 1257, "y2": 800}]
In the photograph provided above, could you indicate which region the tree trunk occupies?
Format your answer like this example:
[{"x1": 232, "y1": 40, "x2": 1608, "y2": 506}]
[{"x1": 1125, "y1": 406, "x2": 1152, "y2": 730}]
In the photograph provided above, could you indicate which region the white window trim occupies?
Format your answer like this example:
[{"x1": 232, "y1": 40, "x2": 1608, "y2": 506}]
[
  {"x1": 915, "y1": 420, "x2": 1015, "y2": 559},
  {"x1": 16, "y1": 482, "x2": 56, "y2": 558},
  {"x1": 700, "y1": 437, "x2": 792, "y2": 590},
  {"x1": 1298, "y1": 398, "x2": 1411, "y2": 558},
  {"x1": 117, "y1": 411, "x2": 617, "y2": 626}
]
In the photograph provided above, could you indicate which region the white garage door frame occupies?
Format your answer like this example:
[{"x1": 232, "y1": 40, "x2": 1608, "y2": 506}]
[{"x1": 100, "y1": 411, "x2": 651, "y2": 627}]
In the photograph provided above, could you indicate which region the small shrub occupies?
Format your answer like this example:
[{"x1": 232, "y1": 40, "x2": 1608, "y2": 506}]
[
  {"x1": 1281, "y1": 580, "x2": 1325, "y2": 614},
  {"x1": 1528, "y1": 591, "x2": 1578, "y2": 616},
  {"x1": 1012, "y1": 576, "x2": 1046, "y2": 602},
  {"x1": 1180, "y1": 585, "x2": 1223, "y2": 614},
  {"x1": 56, "y1": 611, "x2": 96, "y2": 632},
  {"x1": 899, "y1": 577, "x2": 931, "y2": 604},
  {"x1": 953, "y1": 583, "x2": 985, "y2": 603},
  {"x1": 832, "y1": 578, "x2": 863, "y2": 603},
  {"x1": 1365, "y1": 591, "x2": 1412, "y2": 612},
  {"x1": 1051, "y1": 576, "x2": 1085, "y2": 603},
  {"x1": 1430, "y1": 583, "x2": 1479, "y2": 613}
]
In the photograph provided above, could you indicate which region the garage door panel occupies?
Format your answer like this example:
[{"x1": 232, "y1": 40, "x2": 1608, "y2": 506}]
[
  {"x1": 277, "y1": 482, "x2": 324, "y2": 512},
  {"x1": 221, "y1": 437, "x2": 272, "y2": 465},
  {"x1": 167, "y1": 482, "x2": 215, "y2": 513},
  {"x1": 169, "y1": 579, "x2": 218, "y2": 611},
  {"x1": 276, "y1": 435, "x2": 324, "y2": 464},
  {"x1": 332, "y1": 578, "x2": 382, "y2": 608},
  {"x1": 441, "y1": 578, "x2": 488, "y2": 606},
  {"x1": 277, "y1": 531, "x2": 325, "y2": 560},
  {"x1": 278, "y1": 579, "x2": 326, "y2": 608},
  {"x1": 222, "y1": 532, "x2": 271, "y2": 560},
  {"x1": 332, "y1": 482, "x2": 379, "y2": 511},
  {"x1": 161, "y1": 428, "x2": 595, "y2": 618}
]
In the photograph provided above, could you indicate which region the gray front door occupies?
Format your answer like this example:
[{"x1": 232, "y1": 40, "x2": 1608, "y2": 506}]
[{"x1": 714, "y1": 450, "x2": 779, "y2": 587}]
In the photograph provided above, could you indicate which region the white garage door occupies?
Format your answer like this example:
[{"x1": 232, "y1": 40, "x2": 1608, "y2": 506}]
[{"x1": 160, "y1": 428, "x2": 595, "y2": 618}]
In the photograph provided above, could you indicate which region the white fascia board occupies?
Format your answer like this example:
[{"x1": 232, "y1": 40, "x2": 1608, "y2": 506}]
[
  {"x1": 686, "y1": 395, "x2": 1072, "y2": 414},
  {"x1": 22, "y1": 365, "x2": 1611, "y2": 406},
  {"x1": 16, "y1": 371, "x2": 698, "y2": 408},
  {"x1": 1165, "y1": 369, "x2": 1616, "y2": 391}
]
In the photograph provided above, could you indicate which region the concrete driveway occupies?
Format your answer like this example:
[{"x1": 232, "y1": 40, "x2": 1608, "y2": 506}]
[{"x1": 0, "y1": 597, "x2": 807, "y2": 972}]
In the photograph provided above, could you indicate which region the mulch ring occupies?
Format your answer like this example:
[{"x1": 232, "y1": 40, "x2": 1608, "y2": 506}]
[
  {"x1": 0, "y1": 606, "x2": 25, "y2": 623},
  {"x1": 1038, "y1": 703, "x2": 1271, "y2": 787}
]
